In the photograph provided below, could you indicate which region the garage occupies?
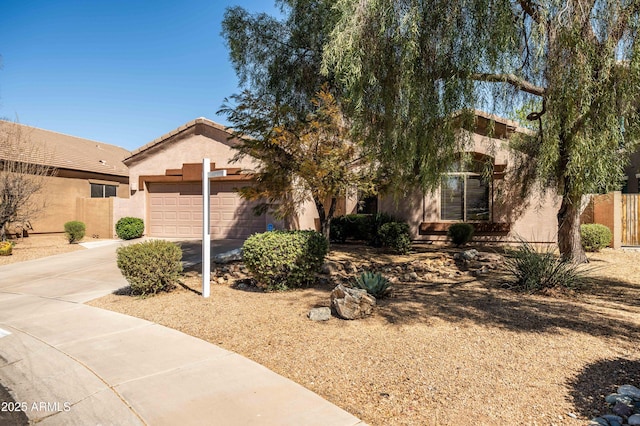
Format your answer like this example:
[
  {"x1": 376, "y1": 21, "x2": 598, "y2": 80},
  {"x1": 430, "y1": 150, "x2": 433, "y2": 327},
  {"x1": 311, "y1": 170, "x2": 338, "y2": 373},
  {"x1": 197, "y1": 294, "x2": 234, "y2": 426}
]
[{"x1": 147, "y1": 181, "x2": 266, "y2": 239}]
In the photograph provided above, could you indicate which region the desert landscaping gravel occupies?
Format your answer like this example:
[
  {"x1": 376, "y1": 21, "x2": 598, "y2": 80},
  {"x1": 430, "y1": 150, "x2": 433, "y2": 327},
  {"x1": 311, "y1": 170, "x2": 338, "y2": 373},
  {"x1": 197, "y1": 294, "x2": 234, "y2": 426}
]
[
  {"x1": 89, "y1": 244, "x2": 640, "y2": 426},
  {"x1": 0, "y1": 234, "x2": 84, "y2": 265}
]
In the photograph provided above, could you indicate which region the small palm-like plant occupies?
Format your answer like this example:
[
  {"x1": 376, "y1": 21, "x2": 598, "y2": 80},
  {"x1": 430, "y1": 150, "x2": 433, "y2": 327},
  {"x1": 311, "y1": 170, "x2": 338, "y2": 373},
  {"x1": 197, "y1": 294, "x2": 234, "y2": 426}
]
[
  {"x1": 503, "y1": 240, "x2": 588, "y2": 293},
  {"x1": 353, "y1": 271, "x2": 391, "y2": 298}
]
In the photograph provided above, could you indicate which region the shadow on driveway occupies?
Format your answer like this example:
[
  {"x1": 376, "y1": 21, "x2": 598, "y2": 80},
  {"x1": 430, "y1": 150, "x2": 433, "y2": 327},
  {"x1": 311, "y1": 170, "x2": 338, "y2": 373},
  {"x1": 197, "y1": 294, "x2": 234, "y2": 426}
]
[
  {"x1": 176, "y1": 239, "x2": 245, "y2": 268},
  {"x1": 0, "y1": 383, "x2": 28, "y2": 426}
]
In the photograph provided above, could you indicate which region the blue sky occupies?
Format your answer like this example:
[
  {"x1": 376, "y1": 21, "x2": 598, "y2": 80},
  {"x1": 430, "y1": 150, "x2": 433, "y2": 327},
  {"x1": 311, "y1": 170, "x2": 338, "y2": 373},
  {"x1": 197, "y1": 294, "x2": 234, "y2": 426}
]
[{"x1": 0, "y1": 0, "x2": 281, "y2": 151}]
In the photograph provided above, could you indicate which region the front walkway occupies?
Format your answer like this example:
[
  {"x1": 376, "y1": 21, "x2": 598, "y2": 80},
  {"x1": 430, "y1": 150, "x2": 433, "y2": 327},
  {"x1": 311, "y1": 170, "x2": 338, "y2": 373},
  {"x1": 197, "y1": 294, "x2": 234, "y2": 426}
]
[{"x1": 0, "y1": 242, "x2": 365, "y2": 425}]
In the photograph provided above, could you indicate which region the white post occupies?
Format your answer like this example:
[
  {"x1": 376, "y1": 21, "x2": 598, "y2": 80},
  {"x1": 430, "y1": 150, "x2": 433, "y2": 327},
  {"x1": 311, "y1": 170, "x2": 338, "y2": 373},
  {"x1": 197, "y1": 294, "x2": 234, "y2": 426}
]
[
  {"x1": 202, "y1": 158, "x2": 211, "y2": 297},
  {"x1": 202, "y1": 159, "x2": 227, "y2": 298}
]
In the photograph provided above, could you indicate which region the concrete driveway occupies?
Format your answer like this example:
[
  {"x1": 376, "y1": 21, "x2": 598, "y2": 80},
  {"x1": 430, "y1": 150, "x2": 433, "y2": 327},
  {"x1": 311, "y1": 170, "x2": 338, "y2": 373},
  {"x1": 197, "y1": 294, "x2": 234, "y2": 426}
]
[{"x1": 0, "y1": 240, "x2": 364, "y2": 425}]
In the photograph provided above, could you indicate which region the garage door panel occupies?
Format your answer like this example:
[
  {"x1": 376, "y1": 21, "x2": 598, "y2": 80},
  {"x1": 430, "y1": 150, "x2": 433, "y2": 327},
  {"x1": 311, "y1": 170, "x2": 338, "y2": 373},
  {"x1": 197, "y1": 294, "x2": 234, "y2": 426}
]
[{"x1": 148, "y1": 182, "x2": 265, "y2": 238}]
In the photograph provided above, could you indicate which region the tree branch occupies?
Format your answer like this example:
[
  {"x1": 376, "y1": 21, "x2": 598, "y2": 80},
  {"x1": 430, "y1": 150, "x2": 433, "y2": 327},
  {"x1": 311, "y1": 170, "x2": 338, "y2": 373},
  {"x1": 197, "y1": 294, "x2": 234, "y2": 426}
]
[
  {"x1": 517, "y1": 0, "x2": 541, "y2": 24},
  {"x1": 609, "y1": 2, "x2": 640, "y2": 43},
  {"x1": 470, "y1": 72, "x2": 546, "y2": 96}
]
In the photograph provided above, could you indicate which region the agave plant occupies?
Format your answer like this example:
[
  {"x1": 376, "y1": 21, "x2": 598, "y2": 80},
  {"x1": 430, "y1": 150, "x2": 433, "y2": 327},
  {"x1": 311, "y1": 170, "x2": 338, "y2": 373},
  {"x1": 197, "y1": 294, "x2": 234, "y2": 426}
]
[{"x1": 353, "y1": 271, "x2": 391, "y2": 298}]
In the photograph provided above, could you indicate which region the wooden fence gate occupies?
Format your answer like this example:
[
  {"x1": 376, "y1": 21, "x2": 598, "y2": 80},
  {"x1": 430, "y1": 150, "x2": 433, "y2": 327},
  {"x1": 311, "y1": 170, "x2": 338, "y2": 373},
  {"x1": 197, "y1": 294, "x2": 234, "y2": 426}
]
[{"x1": 622, "y1": 194, "x2": 640, "y2": 246}]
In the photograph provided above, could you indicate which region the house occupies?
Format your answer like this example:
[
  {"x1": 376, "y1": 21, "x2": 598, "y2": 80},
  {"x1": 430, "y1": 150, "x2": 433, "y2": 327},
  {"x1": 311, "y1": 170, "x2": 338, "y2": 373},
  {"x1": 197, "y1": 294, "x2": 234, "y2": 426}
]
[
  {"x1": 0, "y1": 120, "x2": 130, "y2": 238},
  {"x1": 123, "y1": 113, "x2": 560, "y2": 243},
  {"x1": 377, "y1": 111, "x2": 561, "y2": 243},
  {"x1": 2, "y1": 113, "x2": 560, "y2": 244},
  {"x1": 123, "y1": 118, "x2": 289, "y2": 239}
]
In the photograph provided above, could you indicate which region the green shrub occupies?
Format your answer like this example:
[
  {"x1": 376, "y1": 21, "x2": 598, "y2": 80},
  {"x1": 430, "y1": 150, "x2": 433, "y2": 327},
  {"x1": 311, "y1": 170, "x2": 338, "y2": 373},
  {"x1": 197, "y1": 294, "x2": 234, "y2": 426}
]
[
  {"x1": 353, "y1": 271, "x2": 391, "y2": 298},
  {"x1": 447, "y1": 223, "x2": 474, "y2": 246},
  {"x1": 115, "y1": 217, "x2": 145, "y2": 240},
  {"x1": 330, "y1": 214, "x2": 371, "y2": 242},
  {"x1": 116, "y1": 240, "x2": 183, "y2": 296},
  {"x1": 378, "y1": 222, "x2": 412, "y2": 254},
  {"x1": 580, "y1": 224, "x2": 612, "y2": 252},
  {"x1": 368, "y1": 212, "x2": 400, "y2": 247},
  {"x1": 64, "y1": 221, "x2": 86, "y2": 243},
  {"x1": 329, "y1": 216, "x2": 348, "y2": 243},
  {"x1": 330, "y1": 213, "x2": 400, "y2": 246},
  {"x1": 242, "y1": 230, "x2": 328, "y2": 291},
  {"x1": 503, "y1": 240, "x2": 587, "y2": 293},
  {"x1": 0, "y1": 241, "x2": 12, "y2": 256}
]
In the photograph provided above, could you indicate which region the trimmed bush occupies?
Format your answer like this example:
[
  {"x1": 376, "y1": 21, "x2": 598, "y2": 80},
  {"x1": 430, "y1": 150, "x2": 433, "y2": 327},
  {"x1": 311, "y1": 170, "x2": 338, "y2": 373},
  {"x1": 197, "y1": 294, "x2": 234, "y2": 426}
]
[
  {"x1": 116, "y1": 240, "x2": 183, "y2": 296},
  {"x1": 353, "y1": 271, "x2": 391, "y2": 298},
  {"x1": 64, "y1": 221, "x2": 86, "y2": 243},
  {"x1": 378, "y1": 222, "x2": 411, "y2": 254},
  {"x1": 0, "y1": 241, "x2": 12, "y2": 256},
  {"x1": 447, "y1": 223, "x2": 474, "y2": 246},
  {"x1": 242, "y1": 230, "x2": 328, "y2": 291},
  {"x1": 503, "y1": 240, "x2": 587, "y2": 293},
  {"x1": 115, "y1": 217, "x2": 145, "y2": 240},
  {"x1": 580, "y1": 224, "x2": 612, "y2": 252}
]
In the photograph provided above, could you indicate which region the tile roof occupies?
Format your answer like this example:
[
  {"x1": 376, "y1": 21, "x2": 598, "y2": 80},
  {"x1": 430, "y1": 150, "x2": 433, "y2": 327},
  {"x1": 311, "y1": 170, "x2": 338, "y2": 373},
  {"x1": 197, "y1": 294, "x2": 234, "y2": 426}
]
[
  {"x1": 0, "y1": 121, "x2": 130, "y2": 177},
  {"x1": 125, "y1": 117, "x2": 236, "y2": 164}
]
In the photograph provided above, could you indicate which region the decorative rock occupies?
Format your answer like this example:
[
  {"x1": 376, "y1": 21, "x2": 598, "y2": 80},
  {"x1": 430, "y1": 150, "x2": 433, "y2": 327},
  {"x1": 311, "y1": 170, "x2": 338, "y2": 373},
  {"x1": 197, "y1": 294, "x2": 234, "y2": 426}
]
[
  {"x1": 628, "y1": 414, "x2": 640, "y2": 425},
  {"x1": 214, "y1": 248, "x2": 243, "y2": 263},
  {"x1": 403, "y1": 272, "x2": 419, "y2": 282},
  {"x1": 619, "y1": 385, "x2": 640, "y2": 400},
  {"x1": 460, "y1": 249, "x2": 479, "y2": 260},
  {"x1": 602, "y1": 414, "x2": 624, "y2": 425},
  {"x1": 590, "y1": 418, "x2": 611, "y2": 426},
  {"x1": 472, "y1": 266, "x2": 489, "y2": 277},
  {"x1": 308, "y1": 307, "x2": 331, "y2": 321},
  {"x1": 330, "y1": 284, "x2": 376, "y2": 320},
  {"x1": 321, "y1": 261, "x2": 342, "y2": 275},
  {"x1": 343, "y1": 261, "x2": 358, "y2": 274},
  {"x1": 606, "y1": 394, "x2": 633, "y2": 406},
  {"x1": 612, "y1": 402, "x2": 633, "y2": 418}
]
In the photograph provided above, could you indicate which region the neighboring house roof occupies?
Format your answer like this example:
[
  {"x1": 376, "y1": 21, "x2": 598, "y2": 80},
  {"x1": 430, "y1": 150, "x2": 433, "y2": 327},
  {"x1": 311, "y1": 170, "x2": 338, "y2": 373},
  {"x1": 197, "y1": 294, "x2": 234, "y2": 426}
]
[
  {"x1": 0, "y1": 120, "x2": 130, "y2": 177},
  {"x1": 124, "y1": 117, "x2": 237, "y2": 165}
]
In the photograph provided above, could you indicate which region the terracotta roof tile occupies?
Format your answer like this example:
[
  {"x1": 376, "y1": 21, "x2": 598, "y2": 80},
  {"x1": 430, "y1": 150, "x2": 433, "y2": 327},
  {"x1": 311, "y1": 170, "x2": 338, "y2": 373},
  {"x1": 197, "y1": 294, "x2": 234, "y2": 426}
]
[{"x1": 0, "y1": 121, "x2": 130, "y2": 177}]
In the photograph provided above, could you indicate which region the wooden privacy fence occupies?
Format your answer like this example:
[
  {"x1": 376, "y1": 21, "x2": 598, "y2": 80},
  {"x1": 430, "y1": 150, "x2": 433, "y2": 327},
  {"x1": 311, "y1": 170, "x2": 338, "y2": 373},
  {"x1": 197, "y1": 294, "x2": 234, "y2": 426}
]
[{"x1": 622, "y1": 194, "x2": 640, "y2": 246}]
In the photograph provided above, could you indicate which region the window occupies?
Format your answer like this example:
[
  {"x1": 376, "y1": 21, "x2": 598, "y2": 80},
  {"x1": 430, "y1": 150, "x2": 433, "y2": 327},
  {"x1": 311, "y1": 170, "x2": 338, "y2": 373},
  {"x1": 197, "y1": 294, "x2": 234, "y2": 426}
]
[
  {"x1": 91, "y1": 183, "x2": 117, "y2": 198},
  {"x1": 440, "y1": 164, "x2": 490, "y2": 221}
]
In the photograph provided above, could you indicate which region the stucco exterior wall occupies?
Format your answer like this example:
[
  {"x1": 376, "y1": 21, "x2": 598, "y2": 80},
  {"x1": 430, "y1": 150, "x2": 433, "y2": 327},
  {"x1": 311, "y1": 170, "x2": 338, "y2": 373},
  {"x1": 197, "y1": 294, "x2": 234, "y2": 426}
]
[
  {"x1": 24, "y1": 171, "x2": 128, "y2": 235},
  {"x1": 378, "y1": 129, "x2": 561, "y2": 243},
  {"x1": 126, "y1": 126, "x2": 320, "y2": 234}
]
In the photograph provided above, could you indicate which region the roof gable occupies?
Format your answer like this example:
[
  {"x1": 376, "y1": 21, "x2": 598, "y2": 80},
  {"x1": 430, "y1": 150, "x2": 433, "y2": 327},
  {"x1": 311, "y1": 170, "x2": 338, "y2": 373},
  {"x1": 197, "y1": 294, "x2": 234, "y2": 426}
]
[
  {"x1": 0, "y1": 121, "x2": 130, "y2": 177},
  {"x1": 124, "y1": 118, "x2": 239, "y2": 166}
]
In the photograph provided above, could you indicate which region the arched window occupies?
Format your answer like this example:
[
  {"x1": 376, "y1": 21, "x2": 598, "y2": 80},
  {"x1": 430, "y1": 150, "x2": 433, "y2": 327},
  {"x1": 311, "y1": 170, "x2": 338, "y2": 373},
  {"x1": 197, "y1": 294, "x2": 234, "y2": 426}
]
[{"x1": 440, "y1": 158, "x2": 490, "y2": 221}]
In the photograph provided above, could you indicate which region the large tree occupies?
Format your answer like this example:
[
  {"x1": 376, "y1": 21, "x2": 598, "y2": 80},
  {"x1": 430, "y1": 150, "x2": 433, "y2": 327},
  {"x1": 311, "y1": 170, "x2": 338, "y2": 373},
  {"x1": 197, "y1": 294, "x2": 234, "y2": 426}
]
[
  {"x1": 324, "y1": 0, "x2": 640, "y2": 262},
  {"x1": 222, "y1": 1, "x2": 376, "y2": 237},
  {"x1": 222, "y1": 0, "x2": 338, "y2": 120}
]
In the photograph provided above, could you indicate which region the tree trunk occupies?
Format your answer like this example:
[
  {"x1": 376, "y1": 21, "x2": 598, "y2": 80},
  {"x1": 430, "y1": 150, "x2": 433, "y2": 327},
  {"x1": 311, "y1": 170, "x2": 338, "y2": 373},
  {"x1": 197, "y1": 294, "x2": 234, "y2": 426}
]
[
  {"x1": 314, "y1": 196, "x2": 337, "y2": 243},
  {"x1": 557, "y1": 195, "x2": 588, "y2": 263}
]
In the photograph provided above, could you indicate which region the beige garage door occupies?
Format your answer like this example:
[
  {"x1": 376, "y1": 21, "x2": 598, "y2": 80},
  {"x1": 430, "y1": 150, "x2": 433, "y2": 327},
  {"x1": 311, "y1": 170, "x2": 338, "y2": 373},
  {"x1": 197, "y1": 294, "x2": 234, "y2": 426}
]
[{"x1": 147, "y1": 182, "x2": 265, "y2": 238}]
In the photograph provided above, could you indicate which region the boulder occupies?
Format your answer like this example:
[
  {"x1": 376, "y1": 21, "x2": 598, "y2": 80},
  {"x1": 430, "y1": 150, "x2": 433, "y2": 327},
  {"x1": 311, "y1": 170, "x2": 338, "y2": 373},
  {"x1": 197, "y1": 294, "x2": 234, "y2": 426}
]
[
  {"x1": 330, "y1": 284, "x2": 376, "y2": 320},
  {"x1": 619, "y1": 385, "x2": 640, "y2": 400},
  {"x1": 308, "y1": 307, "x2": 332, "y2": 321},
  {"x1": 214, "y1": 248, "x2": 243, "y2": 264},
  {"x1": 628, "y1": 414, "x2": 640, "y2": 425}
]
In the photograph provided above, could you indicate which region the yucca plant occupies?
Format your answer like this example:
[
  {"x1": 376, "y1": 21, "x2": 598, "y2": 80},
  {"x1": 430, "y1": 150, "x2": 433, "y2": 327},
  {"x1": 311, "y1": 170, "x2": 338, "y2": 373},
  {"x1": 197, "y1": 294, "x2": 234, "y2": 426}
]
[
  {"x1": 353, "y1": 271, "x2": 391, "y2": 298},
  {"x1": 503, "y1": 240, "x2": 588, "y2": 293}
]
